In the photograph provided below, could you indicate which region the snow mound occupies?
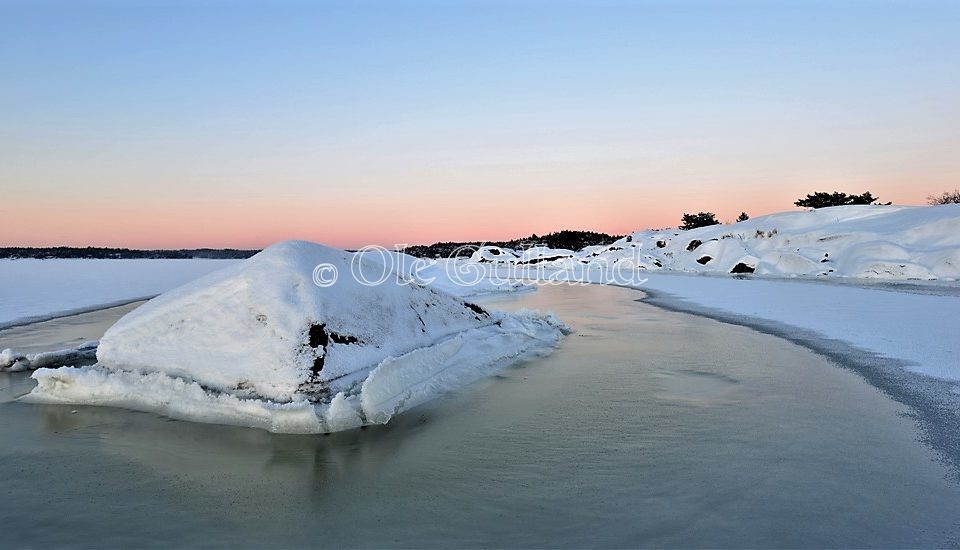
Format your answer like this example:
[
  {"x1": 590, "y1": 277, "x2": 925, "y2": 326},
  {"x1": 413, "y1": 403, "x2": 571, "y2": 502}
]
[
  {"x1": 470, "y1": 246, "x2": 517, "y2": 263},
  {"x1": 460, "y1": 205, "x2": 960, "y2": 281},
  {"x1": 26, "y1": 241, "x2": 568, "y2": 433}
]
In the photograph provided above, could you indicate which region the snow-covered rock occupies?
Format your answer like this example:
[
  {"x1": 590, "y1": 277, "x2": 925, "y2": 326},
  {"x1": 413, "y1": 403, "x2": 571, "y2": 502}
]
[
  {"x1": 470, "y1": 246, "x2": 517, "y2": 263},
  {"x1": 26, "y1": 241, "x2": 568, "y2": 433}
]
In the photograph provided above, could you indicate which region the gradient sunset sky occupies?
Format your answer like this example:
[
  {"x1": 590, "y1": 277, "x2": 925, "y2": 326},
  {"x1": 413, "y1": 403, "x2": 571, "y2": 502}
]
[{"x1": 2, "y1": 0, "x2": 958, "y2": 249}]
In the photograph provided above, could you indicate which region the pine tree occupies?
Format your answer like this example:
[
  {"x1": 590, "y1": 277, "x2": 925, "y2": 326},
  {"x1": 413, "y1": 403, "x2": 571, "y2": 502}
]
[
  {"x1": 794, "y1": 191, "x2": 881, "y2": 209},
  {"x1": 680, "y1": 212, "x2": 720, "y2": 230}
]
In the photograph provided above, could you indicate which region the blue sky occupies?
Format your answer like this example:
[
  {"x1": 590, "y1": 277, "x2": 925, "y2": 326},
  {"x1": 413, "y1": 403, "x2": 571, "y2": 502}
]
[{"x1": 2, "y1": 0, "x2": 958, "y2": 247}]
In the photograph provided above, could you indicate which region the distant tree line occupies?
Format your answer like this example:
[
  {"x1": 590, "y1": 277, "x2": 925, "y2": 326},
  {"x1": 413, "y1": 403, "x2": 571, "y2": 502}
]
[
  {"x1": 402, "y1": 230, "x2": 623, "y2": 258},
  {"x1": 928, "y1": 189, "x2": 960, "y2": 205},
  {"x1": 0, "y1": 247, "x2": 260, "y2": 260}
]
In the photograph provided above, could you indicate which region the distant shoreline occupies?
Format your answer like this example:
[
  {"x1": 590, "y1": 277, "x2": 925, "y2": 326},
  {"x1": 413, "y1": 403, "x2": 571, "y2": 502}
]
[
  {"x1": 0, "y1": 247, "x2": 259, "y2": 260},
  {"x1": 0, "y1": 230, "x2": 624, "y2": 260}
]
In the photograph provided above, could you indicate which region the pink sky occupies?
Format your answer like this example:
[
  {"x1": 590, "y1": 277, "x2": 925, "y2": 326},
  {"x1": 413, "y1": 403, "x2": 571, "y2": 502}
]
[{"x1": 0, "y1": 181, "x2": 942, "y2": 250}]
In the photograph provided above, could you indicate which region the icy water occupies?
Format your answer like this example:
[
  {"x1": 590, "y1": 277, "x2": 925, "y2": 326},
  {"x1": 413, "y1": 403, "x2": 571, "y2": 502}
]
[{"x1": 2, "y1": 284, "x2": 960, "y2": 547}]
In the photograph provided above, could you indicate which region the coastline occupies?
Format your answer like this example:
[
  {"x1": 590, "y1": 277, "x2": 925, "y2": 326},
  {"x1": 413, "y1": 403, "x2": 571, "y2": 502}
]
[
  {"x1": 0, "y1": 301, "x2": 146, "y2": 355},
  {"x1": 633, "y1": 284, "x2": 960, "y2": 479},
  {"x1": 0, "y1": 297, "x2": 155, "y2": 332}
]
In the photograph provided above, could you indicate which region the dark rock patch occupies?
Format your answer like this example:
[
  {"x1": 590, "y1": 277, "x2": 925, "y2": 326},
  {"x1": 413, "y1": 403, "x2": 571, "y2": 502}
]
[
  {"x1": 308, "y1": 324, "x2": 328, "y2": 348},
  {"x1": 730, "y1": 262, "x2": 755, "y2": 274},
  {"x1": 329, "y1": 332, "x2": 359, "y2": 345},
  {"x1": 516, "y1": 255, "x2": 570, "y2": 265},
  {"x1": 464, "y1": 302, "x2": 488, "y2": 317}
]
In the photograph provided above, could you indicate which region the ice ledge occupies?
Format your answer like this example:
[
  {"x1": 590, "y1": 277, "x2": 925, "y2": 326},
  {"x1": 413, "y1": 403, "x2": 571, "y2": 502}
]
[{"x1": 24, "y1": 311, "x2": 569, "y2": 434}]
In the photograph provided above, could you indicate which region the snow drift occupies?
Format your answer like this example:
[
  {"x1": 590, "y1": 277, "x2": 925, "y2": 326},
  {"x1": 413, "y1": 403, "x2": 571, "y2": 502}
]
[
  {"x1": 26, "y1": 241, "x2": 568, "y2": 433},
  {"x1": 463, "y1": 205, "x2": 960, "y2": 281}
]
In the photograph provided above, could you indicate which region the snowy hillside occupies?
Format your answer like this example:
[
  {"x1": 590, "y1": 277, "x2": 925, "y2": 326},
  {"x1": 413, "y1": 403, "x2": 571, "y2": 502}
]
[
  {"x1": 27, "y1": 241, "x2": 568, "y2": 433},
  {"x1": 465, "y1": 205, "x2": 960, "y2": 281}
]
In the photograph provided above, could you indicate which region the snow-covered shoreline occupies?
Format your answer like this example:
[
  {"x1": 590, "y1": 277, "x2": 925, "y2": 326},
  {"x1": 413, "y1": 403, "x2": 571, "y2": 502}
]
[
  {"x1": 452, "y1": 204, "x2": 960, "y2": 382},
  {"x1": 464, "y1": 204, "x2": 960, "y2": 281},
  {"x1": 481, "y1": 268, "x2": 959, "y2": 383},
  {"x1": 631, "y1": 273, "x2": 959, "y2": 381}
]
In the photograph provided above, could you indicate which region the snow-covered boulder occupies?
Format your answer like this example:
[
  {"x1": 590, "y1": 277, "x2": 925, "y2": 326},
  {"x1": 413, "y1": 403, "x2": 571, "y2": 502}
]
[
  {"x1": 469, "y1": 246, "x2": 518, "y2": 263},
  {"x1": 27, "y1": 241, "x2": 568, "y2": 433}
]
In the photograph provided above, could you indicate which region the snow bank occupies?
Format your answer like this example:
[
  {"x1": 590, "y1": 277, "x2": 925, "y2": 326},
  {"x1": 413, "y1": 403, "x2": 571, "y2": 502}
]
[
  {"x1": 26, "y1": 241, "x2": 567, "y2": 433},
  {"x1": 625, "y1": 273, "x2": 960, "y2": 382},
  {"x1": 463, "y1": 205, "x2": 960, "y2": 281}
]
